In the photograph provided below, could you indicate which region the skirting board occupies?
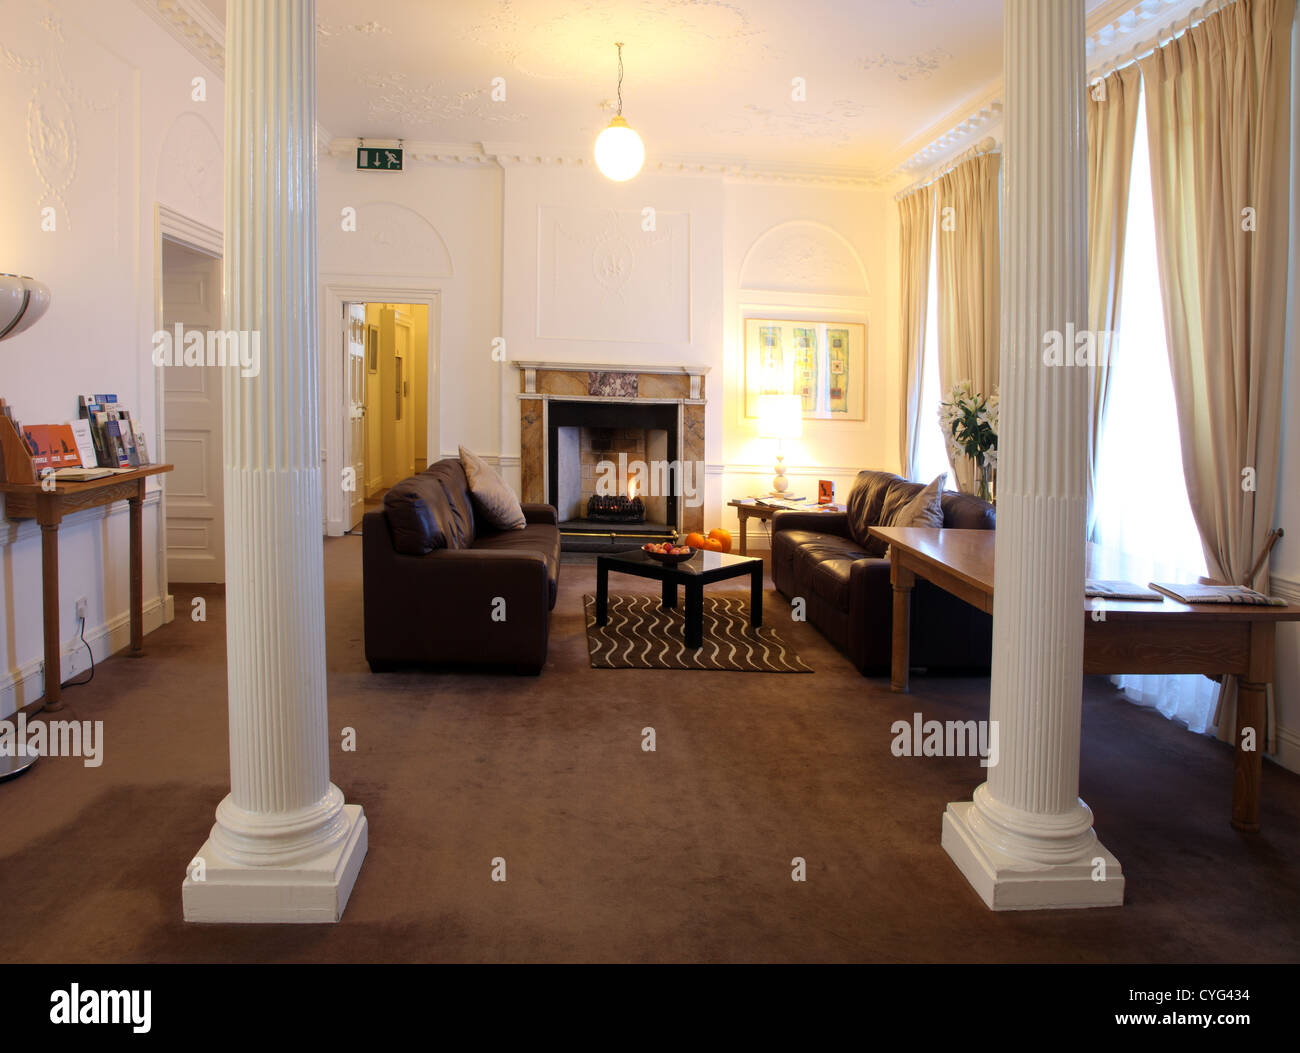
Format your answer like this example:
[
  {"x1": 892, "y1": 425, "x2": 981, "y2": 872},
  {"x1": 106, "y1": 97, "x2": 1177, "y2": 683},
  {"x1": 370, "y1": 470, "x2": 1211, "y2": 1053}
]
[{"x1": 0, "y1": 593, "x2": 175, "y2": 719}]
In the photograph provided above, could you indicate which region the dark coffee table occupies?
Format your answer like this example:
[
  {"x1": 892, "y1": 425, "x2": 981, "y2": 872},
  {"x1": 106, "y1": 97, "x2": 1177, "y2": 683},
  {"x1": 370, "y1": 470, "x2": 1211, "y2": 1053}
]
[{"x1": 595, "y1": 550, "x2": 764, "y2": 649}]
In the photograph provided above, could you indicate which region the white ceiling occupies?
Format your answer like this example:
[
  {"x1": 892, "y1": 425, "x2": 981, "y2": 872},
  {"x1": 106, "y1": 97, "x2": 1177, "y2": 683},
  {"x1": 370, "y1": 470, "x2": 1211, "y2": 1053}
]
[{"x1": 197, "y1": 0, "x2": 1118, "y2": 173}]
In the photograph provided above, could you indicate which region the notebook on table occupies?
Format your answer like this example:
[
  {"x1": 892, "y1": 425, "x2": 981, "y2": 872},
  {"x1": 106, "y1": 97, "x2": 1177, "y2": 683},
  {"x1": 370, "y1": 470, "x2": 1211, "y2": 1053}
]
[
  {"x1": 1085, "y1": 580, "x2": 1163, "y2": 601},
  {"x1": 1148, "y1": 583, "x2": 1286, "y2": 607}
]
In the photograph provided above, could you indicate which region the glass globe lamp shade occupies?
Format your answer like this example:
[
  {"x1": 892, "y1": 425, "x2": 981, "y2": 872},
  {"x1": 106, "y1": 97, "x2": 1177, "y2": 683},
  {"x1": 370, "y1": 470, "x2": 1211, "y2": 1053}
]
[
  {"x1": 0, "y1": 274, "x2": 50, "y2": 341},
  {"x1": 594, "y1": 116, "x2": 645, "y2": 181}
]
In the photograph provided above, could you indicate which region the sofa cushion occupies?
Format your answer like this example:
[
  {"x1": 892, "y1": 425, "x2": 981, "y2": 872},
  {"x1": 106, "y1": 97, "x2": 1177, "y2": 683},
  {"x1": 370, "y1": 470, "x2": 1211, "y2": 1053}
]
[
  {"x1": 473, "y1": 523, "x2": 561, "y2": 606},
  {"x1": 842, "y1": 465, "x2": 904, "y2": 548},
  {"x1": 885, "y1": 473, "x2": 947, "y2": 529},
  {"x1": 846, "y1": 470, "x2": 903, "y2": 556},
  {"x1": 789, "y1": 533, "x2": 875, "y2": 611},
  {"x1": 877, "y1": 478, "x2": 922, "y2": 529},
  {"x1": 460, "y1": 445, "x2": 526, "y2": 531},
  {"x1": 425, "y1": 458, "x2": 478, "y2": 547},
  {"x1": 383, "y1": 472, "x2": 452, "y2": 556},
  {"x1": 941, "y1": 491, "x2": 996, "y2": 530}
]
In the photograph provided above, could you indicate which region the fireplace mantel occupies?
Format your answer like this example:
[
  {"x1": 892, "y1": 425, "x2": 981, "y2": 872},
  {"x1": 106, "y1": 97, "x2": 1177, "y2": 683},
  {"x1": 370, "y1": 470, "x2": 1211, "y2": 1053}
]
[
  {"x1": 514, "y1": 361, "x2": 707, "y2": 534},
  {"x1": 514, "y1": 361, "x2": 708, "y2": 402}
]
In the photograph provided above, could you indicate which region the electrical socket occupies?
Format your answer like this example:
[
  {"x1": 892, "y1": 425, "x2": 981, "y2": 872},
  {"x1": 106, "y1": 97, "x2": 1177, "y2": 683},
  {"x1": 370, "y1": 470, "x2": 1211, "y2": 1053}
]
[{"x1": 75, "y1": 596, "x2": 88, "y2": 623}]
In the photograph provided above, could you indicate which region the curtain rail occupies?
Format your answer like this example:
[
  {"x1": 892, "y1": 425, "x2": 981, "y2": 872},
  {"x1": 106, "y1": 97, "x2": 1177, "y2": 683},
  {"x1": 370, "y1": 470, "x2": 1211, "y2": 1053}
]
[
  {"x1": 894, "y1": 136, "x2": 998, "y2": 202},
  {"x1": 1087, "y1": 0, "x2": 1238, "y2": 83}
]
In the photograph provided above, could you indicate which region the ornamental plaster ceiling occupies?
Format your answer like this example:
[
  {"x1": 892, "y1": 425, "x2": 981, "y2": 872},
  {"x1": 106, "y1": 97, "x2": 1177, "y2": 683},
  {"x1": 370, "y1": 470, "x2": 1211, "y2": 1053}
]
[{"x1": 194, "y1": 0, "x2": 1120, "y2": 174}]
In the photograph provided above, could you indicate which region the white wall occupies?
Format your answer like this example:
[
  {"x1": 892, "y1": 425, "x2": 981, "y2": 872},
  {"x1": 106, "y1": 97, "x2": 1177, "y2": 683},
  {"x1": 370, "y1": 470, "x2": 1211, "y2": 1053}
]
[
  {"x1": 499, "y1": 163, "x2": 725, "y2": 499},
  {"x1": 720, "y1": 181, "x2": 894, "y2": 540},
  {"x1": 316, "y1": 159, "x2": 502, "y2": 532},
  {"x1": 316, "y1": 158, "x2": 897, "y2": 541},
  {"x1": 0, "y1": 0, "x2": 222, "y2": 716}
]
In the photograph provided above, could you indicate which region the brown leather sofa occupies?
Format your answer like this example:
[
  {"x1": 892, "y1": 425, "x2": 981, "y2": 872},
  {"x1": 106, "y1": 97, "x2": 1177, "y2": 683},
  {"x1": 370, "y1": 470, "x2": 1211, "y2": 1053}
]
[
  {"x1": 363, "y1": 458, "x2": 560, "y2": 674},
  {"x1": 772, "y1": 469, "x2": 995, "y2": 676}
]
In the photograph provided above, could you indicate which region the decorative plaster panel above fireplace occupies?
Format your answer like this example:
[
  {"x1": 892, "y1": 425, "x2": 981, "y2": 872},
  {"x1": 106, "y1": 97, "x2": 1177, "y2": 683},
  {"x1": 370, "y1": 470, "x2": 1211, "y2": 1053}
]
[{"x1": 537, "y1": 206, "x2": 690, "y2": 343}]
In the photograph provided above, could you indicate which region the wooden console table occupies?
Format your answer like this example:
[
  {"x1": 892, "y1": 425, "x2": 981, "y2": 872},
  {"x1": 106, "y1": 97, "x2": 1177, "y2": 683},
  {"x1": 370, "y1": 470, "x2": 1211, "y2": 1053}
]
[
  {"x1": 728, "y1": 500, "x2": 843, "y2": 556},
  {"x1": 870, "y1": 525, "x2": 1300, "y2": 832},
  {"x1": 1, "y1": 465, "x2": 173, "y2": 713}
]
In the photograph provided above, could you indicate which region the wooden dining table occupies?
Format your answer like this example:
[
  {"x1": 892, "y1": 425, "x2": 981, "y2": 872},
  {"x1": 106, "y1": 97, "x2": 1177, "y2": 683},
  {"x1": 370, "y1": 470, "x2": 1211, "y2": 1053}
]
[{"x1": 869, "y1": 525, "x2": 1300, "y2": 832}]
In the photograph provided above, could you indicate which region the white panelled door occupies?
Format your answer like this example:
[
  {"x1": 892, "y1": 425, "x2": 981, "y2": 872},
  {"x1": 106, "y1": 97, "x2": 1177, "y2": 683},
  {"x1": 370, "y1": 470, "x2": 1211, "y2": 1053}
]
[
  {"x1": 345, "y1": 302, "x2": 367, "y2": 530},
  {"x1": 162, "y1": 239, "x2": 224, "y2": 583}
]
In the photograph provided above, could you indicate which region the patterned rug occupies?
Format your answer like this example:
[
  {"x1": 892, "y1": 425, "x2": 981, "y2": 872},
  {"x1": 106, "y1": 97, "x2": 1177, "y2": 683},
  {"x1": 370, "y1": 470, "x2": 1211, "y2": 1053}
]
[{"x1": 583, "y1": 594, "x2": 812, "y2": 672}]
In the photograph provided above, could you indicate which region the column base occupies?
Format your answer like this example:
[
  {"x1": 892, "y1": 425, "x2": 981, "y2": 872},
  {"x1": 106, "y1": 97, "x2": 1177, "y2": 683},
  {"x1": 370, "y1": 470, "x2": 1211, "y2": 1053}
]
[
  {"x1": 942, "y1": 801, "x2": 1124, "y2": 911},
  {"x1": 182, "y1": 804, "x2": 368, "y2": 923}
]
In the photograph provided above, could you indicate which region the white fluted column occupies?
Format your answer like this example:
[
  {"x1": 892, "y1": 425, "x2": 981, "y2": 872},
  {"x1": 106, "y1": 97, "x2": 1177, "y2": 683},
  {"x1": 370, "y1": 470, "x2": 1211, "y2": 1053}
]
[
  {"x1": 940, "y1": 0, "x2": 1123, "y2": 910},
  {"x1": 183, "y1": 0, "x2": 367, "y2": 923}
]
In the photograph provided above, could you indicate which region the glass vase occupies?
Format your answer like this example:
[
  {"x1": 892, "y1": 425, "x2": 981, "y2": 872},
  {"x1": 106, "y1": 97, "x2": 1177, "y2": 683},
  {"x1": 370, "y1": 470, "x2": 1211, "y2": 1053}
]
[{"x1": 973, "y1": 458, "x2": 995, "y2": 505}]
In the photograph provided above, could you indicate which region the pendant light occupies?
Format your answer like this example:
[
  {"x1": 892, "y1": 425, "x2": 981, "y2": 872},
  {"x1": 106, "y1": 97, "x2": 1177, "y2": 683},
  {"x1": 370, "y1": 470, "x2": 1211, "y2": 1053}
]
[{"x1": 594, "y1": 42, "x2": 645, "y2": 181}]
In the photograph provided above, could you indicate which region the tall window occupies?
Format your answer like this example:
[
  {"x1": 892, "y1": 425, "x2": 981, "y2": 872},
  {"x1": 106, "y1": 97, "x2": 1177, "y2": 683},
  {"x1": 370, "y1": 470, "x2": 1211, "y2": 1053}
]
[
  {"x1": 914, "y1": 220, "x2": 954, "y2": 485},
  {"x1": 1093, "y1": 86, "x2": 1217, "y2": 733}
]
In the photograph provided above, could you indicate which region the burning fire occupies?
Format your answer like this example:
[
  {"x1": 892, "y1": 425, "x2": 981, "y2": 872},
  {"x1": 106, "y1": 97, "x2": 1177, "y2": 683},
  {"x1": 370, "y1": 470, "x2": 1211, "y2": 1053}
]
[{"x1": 628, "y1": 477, "x2": 638, "y2": 500}]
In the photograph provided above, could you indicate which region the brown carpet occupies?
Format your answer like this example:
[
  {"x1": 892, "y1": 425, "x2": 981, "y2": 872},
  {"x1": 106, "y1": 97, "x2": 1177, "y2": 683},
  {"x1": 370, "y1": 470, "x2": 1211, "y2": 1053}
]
[
  {"x1": 2, "y1": 534, "x2": 1298, "y2": 963},
  {"x1": 583, "y1": 594, "x2": 812, "y2": 672}
]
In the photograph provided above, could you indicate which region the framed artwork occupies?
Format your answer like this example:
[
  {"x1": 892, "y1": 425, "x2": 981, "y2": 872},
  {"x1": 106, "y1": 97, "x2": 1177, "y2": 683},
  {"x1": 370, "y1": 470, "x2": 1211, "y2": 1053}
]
[{"x1": 744, "y1": 318, "x2": 866, "y2": 420}]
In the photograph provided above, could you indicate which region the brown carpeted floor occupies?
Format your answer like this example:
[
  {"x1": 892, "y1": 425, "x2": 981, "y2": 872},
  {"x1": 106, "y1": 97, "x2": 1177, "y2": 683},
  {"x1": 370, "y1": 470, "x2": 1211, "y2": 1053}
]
[{"x1": 3, "y1": 535, "x2": 1298, "y2": 963}]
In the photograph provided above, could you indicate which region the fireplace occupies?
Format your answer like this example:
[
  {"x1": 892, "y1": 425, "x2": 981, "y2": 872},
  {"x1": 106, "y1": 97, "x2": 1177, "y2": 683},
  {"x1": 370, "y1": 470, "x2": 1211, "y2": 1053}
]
[
  {"x1": 515, "y1": 362, "x2": 708, "y2": 551},
  {"x1": 548, "y1": 399, "x2": 678, "y2": 551}
]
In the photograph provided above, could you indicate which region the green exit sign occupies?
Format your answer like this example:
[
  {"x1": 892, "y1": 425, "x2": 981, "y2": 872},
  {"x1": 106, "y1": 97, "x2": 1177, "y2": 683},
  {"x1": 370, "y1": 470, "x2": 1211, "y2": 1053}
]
[{"x1": 357, "y1": 147, "x2": 403, "y2": 171}]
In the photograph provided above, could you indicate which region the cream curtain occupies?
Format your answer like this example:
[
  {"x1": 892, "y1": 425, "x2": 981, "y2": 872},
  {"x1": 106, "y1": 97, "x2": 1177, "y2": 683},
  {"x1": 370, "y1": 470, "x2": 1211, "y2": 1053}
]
[
  {"x1": 1140, "y1": 0, "x2": 1294, "y2": 742},
  {"x1": 897, "y1": 187, "x2": 934, "y2": 481},
  {"x1": 1085, "y1": 64, "x2": 1141, "y2": 540},
  {"x1": 935, "y1": 152, "x2": 1001, "y2": 493}
]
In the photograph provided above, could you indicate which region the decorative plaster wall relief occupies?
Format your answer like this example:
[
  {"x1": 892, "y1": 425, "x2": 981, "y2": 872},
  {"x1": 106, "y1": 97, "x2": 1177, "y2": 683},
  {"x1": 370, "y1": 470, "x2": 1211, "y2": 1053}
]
[
  {"x1": 9, "y1": 5, "x2": 125, "y2": 234},
  {"x1": 739, "y1": 221, "x2": 870, "y2": 298},
  {"x1": 158, "y1": 112, "x2": 222, "y2": 227},
  {"x1": 324, "y1": 202, "x2": 453, "y2": 279},
  {"x1": 538, "y1": 206, "x2": 689, "y2": 344}
]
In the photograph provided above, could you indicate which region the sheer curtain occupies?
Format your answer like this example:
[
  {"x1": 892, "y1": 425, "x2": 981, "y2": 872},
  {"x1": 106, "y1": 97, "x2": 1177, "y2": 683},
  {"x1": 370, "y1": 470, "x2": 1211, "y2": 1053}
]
[
  {"x1": 1093, "y1": 91, "x2": 1217, "y2": 733},
  {"x1": 897, "y1": 188, "x2": 935, "y2": 482},
  {"x1": 915, "y1": 221, "x2": 954, "y2": 486}
]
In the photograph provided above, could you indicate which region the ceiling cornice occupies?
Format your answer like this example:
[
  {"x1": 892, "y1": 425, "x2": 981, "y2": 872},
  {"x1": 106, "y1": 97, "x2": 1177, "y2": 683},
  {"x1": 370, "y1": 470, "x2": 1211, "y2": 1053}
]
[
  {"x1": 133, "y1": 0, "x2": 224, "y2": 76},
  {"x1": 879, "y1": 0, "x2": 1206, "y2": 186},
  {"x1": 326, "y1": 138, "x2": 886, "y2": 189}
]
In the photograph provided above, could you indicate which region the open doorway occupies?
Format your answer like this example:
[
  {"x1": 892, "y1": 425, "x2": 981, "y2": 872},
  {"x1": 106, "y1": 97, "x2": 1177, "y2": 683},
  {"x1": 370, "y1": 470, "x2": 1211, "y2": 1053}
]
[
  {"x1": 344, "y1": 301, "x2": 430, "y2": 532},
  {"x1": 160, "y1": 237, "x2": 225, "y2": 582}
]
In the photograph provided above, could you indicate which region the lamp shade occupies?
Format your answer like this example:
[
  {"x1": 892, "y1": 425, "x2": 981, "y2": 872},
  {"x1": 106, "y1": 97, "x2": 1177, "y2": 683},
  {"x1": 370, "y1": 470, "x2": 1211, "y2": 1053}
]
[
  {"x1": 756, "y1": 394, "x2": 803, "y2": 440},
  {"x1": 594, "y1": 116, "x2": 645, "y2": 181},
  {"x1": 0, "y1": 274, "x2": 51, "y2": 341}
]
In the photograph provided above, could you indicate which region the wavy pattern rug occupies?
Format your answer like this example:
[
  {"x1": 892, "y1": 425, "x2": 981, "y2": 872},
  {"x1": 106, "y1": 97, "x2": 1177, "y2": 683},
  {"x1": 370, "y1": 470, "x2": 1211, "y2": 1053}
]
[{"x1": 583, "y1": 594, "x2": 812, "y2": 672}]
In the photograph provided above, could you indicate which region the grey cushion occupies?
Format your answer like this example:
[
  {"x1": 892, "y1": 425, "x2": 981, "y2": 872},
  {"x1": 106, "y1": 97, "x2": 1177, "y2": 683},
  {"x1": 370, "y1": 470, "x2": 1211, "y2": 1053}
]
[
  {"x1": 460, "y1": 445, "x2": 526, "y2": 531},
  {"x1": 886, "y1": 473, "x2": 947, "y2": 529}
]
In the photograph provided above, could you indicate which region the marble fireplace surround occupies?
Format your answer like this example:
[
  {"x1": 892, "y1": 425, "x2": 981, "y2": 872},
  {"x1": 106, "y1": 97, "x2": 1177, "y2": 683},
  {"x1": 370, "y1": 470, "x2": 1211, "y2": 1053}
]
[{"x1": 514, "y1": 362, "x2": 709, "y2": 535}]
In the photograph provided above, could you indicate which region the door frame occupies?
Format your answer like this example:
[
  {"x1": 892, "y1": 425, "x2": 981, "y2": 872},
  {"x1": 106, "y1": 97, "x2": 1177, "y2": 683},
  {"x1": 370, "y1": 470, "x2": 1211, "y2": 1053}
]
[
  {"x1": 321, "y1": 282, "x2": 441, "y2": 537},
  {"x1": 154, "y1": 204, "x2": 223, "y2": 607}
]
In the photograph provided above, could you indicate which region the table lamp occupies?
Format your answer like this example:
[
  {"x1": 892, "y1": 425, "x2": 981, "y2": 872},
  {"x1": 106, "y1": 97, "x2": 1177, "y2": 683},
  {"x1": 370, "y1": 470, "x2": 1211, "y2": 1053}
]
[{"x1": 757, "y1": 394, "x2": 802, "y2": 496}]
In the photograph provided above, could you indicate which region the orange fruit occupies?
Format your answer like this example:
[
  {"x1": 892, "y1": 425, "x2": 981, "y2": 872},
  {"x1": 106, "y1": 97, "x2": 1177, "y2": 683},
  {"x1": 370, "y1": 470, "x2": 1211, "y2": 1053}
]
[
  {"x1": 684, "y1": 531, "x2": 707, "y2": 549},
  {"x1": 707, "y1": 528, "x2": 733, "y2": 553},
  {"x1": 702, "y1": 537, "x2": 724, "y2": 552}
]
